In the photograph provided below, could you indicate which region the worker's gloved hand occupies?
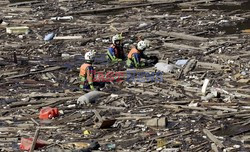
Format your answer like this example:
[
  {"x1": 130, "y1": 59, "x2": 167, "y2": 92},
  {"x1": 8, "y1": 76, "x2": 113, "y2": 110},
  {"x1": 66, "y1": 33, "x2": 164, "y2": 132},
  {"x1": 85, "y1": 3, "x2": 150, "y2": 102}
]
[
  {"x1": 135, "y1": 63, "x2": 140, "y2": 68},
  {"x1": 112, "y1": 58, "x2": 122, "y2": 62},
  {"x1": 139, "y1": 62, "x2": 145, "y2": 67},
  {"x1": 126, "y1": 59, "x2": 133, "y2": 68},
  {"x1": 90, "y1": 84, "x2": 95, "y2": 91},
  {"x1": 111, "y1": 57, "x2": 117, "y2": 62}
]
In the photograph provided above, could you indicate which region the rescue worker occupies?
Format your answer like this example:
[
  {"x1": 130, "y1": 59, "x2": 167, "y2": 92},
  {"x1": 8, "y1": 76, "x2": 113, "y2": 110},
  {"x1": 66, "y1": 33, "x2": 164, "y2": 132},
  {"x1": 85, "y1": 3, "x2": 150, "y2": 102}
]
[
  {"x1": 107, "y1": 34, "x2": 125, "y2": 62},
  {"x1": 126, "y1": 40, "x2": 150, "y2": 68},
  {"x1": 79, "y1": 50, "x2": 96, "y2": 90}
]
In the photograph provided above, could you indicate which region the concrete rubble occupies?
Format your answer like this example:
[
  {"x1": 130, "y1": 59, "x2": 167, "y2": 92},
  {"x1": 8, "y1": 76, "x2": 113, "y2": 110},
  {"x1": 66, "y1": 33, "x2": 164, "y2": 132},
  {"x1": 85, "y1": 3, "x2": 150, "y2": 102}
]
[{"x1": 0, "y1": 0, "x2": 250, "y2": 151}]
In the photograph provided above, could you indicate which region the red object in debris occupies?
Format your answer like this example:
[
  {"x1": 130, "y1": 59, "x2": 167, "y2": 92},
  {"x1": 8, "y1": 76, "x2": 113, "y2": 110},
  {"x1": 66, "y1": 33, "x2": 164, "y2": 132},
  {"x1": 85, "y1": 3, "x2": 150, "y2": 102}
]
[
  {"x1": 19, "y1": 137, "x2": 47, "y2": 150},
  {"x1": 39, "y1": 107, "x2": 59, "y2": 120}
]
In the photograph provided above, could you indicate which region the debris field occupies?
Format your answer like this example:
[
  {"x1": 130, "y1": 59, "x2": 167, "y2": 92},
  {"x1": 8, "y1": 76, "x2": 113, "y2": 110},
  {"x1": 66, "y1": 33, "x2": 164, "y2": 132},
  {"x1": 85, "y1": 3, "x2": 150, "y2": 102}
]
[{"x1": 0, "y1": 0, "x2": 250, "y2": 151}]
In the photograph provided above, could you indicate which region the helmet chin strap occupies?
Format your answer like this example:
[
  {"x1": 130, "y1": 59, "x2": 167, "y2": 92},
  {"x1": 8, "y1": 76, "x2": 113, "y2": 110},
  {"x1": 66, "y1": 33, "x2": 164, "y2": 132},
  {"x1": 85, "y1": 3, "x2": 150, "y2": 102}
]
[
  {"x1": 114, "y1": 40, "x2": 121, "y2": 46},
  {"x1": 137, "y1": 46, "x2": 145, "y2": 51},
  {"x1": 86, "y1": 60, "x2": 93, "y2": 64}
]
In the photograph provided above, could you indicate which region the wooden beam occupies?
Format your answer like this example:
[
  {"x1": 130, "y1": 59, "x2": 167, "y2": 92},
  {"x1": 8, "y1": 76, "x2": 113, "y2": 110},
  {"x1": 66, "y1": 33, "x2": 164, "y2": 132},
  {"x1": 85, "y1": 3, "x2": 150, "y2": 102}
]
[
  {"x1": 54, "y1": 36, "x2": 83, "y2": 40},
  {"x1": 67, "y1": 0, "x2": 182, "y2": 15},
  {"x1": 178, "y1": 0, "x2": 217, "y2": 7},
  {"x1": 203, "y1": 129, "x2": 224, "y2": 149},
  {"x1": 8, "y1": 1, "x2": 40, "y2": 7},
  {"x1": 168, "y1": 32, "x2": 208, "y2": 41},
  {"x1": 163, "y1": 42, "x2": 204, "y2": 51},
  {"x1": 5, "y1": 66, "x2": 64, "y2": 80},
  {"x1": 29, "y1": 128, "x2": 40, "y2": 152},
  {"x1": 197, "y1": 62, "x2": 223, "y2": 70},
  {"x1": 154, "y1": 31, "x2": 208, "y2": 41}
]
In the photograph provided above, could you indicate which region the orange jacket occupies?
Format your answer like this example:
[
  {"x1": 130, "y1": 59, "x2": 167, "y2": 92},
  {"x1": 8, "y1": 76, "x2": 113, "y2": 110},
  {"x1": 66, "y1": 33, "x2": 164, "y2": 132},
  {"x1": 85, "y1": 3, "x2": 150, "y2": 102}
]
[
  {"x1": 79, "y1": 63, "x2": 91, "y2": 76},
  {"x1": 127, "y1": 47, "x2": 140, "y2": 59}
]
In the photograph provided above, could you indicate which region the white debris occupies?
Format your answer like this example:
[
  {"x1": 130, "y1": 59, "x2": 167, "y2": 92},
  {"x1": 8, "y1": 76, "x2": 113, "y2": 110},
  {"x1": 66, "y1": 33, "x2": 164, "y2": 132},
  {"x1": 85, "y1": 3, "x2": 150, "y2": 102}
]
[
  {"x1": 139, "y1": 22, "x2": 148, "y2": 28},
  {"x1": 155, "y1": 63, "x2": 174, "y2": 73},
  {"x1": 201, "y1": 79, "x2": 210, "y2": 95}
]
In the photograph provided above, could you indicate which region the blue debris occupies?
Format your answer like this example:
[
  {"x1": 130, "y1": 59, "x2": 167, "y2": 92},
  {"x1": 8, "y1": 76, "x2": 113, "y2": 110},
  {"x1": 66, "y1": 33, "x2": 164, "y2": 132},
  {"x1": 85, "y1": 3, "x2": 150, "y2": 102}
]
[
  {"x1": 44, "y1": 32, "x2": 55, "y2": 41},
  {"x1": 175, "y1": 59, "x2": 188, "y2": 66}
]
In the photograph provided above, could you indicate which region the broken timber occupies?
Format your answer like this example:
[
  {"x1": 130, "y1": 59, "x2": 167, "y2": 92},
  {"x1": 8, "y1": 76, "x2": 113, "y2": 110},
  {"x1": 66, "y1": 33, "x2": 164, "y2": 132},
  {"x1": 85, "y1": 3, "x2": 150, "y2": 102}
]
[
  {"x1": 203, "y1": 129, "x2": 224, "y2": 149},
  {"x1": 163, "y1": 42, "x2": 205, "y2": 51},
  {"x1": 67, "y1": 1, "x2": 183, "y2": 15},
  {"x1": 4, "y1": 66, "x2": 64, "y2": 80},
  {"x1": 154, "y1": 31, "x2": 208, "y2": 41}
]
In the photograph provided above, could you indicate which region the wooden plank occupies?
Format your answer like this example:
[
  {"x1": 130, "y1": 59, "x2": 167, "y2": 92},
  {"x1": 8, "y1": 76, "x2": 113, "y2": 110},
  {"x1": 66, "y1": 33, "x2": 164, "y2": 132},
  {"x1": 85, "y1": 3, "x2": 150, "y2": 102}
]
[
  {"x1": 197, "y1": 62, "x2": 223, "y2": 70},
  {"x1": 203, "y1": 129, "x2": 224, "y2": 148},
  {"x1": 154, "y1": 31, "x2": 208, "y2": 41},
  {"x1": 145, "y1": 14, "x2": 178, "y2": 19},
  {"x1": 0, "y1": 127, "x2": 33, "y2": 132},
  {"x1": 178, "y1": 0, "x2": 217, "y2": 7},
  {"x1": 118, "y1": 0, "x2": 146, "y2": 2},
  {"x1": 67, "y1": 0, "x2": 182, "y2": 15},
  {"x1": 0, "y1": 126, "x2": 63, "y2": 132},
  {"x1": 0, "y1": 117, "x2": 13, "y2": 120},
  {"x1": 168, "y1": 32, "x2": 208, "y2": 41},
  {"x1": 0, "y1": 7, "x2": 31, "y2": 12},
  {"x1": 9, "y1": 100, "x2": 43, "y2": 108},
  {"x1": 181, "y1": 8, "x2": 209, "y2": 12},
  {"x1": 183, "y1": 59, "x2": 197, "y2": 76},
  {"x1": 21, "y1": 92, "x2": 62, "y2": 98},
  {"x1": 54, "y1": 36, "x2": 83, "y2": 40},
  {"x1": 116, "y1": 116, "x2": 151, "y2": 120},
  {"x1": 200, "y1": 102, "x2": 237, "y2": 106},
  {"x1": 126, "y1": 88, "x2": 158, "y2": 96},
  {"x1": 162, "y1": 104, "x2": 206, "y2": 111},
  {"x1": 210, "y1": 106, "x2": 238, "y2": 112},
  {"x1": 97, "y1": 105, "x2": 126, "y2": 110},
  {"x1": 29, "y1": 128, "x2": 40, "y2": 152},
  {"x1": 5, "y1": 66, "x2": 64, "y2": 79},
  {"x1": 8, "y1": 0, "x2": 39, "y2": 7},
  {"x1": 163, "y1": 42, "x2": 204, "y2": 51}
]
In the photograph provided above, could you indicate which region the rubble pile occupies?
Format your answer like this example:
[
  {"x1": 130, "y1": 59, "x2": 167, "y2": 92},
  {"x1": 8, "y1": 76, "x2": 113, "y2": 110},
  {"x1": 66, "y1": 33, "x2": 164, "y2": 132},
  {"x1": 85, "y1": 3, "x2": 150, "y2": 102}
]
[{"x1": 0, "y1": 0, "x2": 250, "y2": 151}]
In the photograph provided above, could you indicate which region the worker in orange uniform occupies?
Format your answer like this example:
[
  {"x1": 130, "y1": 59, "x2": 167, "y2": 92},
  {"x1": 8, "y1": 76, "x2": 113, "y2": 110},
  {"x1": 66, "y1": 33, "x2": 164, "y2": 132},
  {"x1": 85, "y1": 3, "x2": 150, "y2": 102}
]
[
  {"x1": 79, "y1": 50, "x2": 96, "y2": 90},
  {"x1": 107, "y1": 34, "x2": 125, "y2": 62},
  {"x1": 126, "y1": 40, "x2": 150, "y2": 68}
]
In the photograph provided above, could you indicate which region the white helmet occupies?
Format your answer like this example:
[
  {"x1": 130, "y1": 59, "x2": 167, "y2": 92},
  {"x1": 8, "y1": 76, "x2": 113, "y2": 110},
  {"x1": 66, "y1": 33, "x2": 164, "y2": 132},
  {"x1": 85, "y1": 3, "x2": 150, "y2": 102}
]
[
  {"x1": 112, "y1": 34, "x2": 123, "y2": 44},
  {"x1": 84, "y1": 50, "x2": 96, "y2": 61},
  {"x1": 137, "y1": 40, "x2": 150, "y2": 51}
]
